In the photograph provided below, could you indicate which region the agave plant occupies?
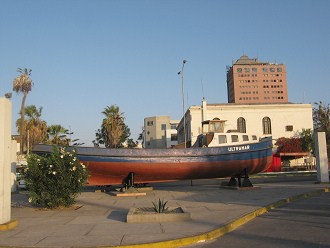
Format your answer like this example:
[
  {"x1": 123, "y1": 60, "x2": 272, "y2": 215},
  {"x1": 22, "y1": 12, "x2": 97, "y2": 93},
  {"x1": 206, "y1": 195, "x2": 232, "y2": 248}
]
[{"x1": 152, "y1": 198, "x2": 168, "y2": 213}]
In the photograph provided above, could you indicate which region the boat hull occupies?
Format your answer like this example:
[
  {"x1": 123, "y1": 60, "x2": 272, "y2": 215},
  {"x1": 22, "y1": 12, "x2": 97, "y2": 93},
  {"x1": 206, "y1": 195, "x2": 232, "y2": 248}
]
[{"x1": 32, "y1": 137, "x2": 273, "y2": 186}]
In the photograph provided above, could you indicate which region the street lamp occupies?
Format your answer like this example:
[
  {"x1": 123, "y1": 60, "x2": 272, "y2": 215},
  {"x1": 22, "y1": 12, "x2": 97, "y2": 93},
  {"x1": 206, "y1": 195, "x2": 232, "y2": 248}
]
[{"x1": 178, "y1": 60, "x2": 187, "y2": 148}]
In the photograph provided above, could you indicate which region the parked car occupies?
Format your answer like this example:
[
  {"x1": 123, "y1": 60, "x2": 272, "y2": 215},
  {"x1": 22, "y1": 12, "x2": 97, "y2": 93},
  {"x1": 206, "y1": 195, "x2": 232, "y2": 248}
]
[{"x1": 16, "y1": 171, "x2": 26, "y2": 189}]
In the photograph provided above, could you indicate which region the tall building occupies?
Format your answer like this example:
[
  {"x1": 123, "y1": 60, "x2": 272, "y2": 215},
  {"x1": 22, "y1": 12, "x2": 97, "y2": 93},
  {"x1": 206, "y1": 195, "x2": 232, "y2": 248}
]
[{"x1": 226, "y1": 55, "x2": 288, "y2": 104}]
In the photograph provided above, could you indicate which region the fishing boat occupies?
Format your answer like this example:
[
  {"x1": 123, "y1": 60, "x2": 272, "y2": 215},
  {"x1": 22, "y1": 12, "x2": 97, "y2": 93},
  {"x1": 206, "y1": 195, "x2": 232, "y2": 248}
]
[{"x1": 32, "y1": 120, "x2": 273, "y2": 187}]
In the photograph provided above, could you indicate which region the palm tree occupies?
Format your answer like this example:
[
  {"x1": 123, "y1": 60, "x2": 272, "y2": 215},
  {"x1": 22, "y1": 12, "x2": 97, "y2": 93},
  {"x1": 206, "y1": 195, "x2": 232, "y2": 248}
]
[
  {"x1": 47, "y1": 124, "x2": 70, "y2": 146},
  {"x1": 17, "y1": 105, "x2": 47, "y2": 153},
  {"x1": 102, "y1": 105, "x2": 124, "y2": 148},
  {"x1": 95, "y1": 105, "x2": 130, "y2": 148},
  {"x1": 13, "y1": 68, "x2": 33, "y2": 154}
]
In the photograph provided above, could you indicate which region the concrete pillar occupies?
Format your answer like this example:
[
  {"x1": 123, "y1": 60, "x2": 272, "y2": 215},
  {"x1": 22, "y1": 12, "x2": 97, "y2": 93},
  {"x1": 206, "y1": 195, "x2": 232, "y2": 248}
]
[
  {"x1": 0, "y1": 97, "x2": 12, "y2": 224},
  {"x1": 202, "y1": 99, "x2": 207, "y2": 122},
  {"x1": 314, "y1": 132, "x2": 329, "y2": 183}
]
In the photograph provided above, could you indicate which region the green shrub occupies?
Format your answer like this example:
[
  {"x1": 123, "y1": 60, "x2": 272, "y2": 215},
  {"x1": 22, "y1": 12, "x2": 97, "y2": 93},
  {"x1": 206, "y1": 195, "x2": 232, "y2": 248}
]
[
  {"x1": 24, "y1": 146, "x2": 89, "y2": 209},
  {"x1": 152, "y1": 198, "x2": 168, "y2": 213}
]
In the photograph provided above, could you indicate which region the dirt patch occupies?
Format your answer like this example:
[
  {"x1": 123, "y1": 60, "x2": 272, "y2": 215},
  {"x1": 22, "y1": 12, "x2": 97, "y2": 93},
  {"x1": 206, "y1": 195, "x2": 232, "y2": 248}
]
[{"x1": 133, "y1": 207, "x2": 184, "y2": 214}]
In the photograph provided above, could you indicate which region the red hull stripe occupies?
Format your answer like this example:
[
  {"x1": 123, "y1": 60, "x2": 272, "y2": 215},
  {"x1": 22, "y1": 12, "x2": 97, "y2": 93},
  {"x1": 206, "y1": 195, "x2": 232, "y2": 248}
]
[{"x1": 85, "y1": 155, "x2": 273, "y2": 185}]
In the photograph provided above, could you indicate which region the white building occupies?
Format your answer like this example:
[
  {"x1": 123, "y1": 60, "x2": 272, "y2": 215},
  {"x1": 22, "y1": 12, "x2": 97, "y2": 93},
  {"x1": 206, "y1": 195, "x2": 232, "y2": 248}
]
[
  {"x1": 144, "y1": 116, "x2": 179, "y2": 148},
  {"x1": 177, "y1": 99, "x2": 313, "y2": 147}
]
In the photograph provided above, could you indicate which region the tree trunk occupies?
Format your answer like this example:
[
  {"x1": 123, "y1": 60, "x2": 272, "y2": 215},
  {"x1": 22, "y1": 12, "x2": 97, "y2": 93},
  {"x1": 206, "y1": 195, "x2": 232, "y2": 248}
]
[{"x1": 20, "y1": 92, "x2": 27, "y2": 154}]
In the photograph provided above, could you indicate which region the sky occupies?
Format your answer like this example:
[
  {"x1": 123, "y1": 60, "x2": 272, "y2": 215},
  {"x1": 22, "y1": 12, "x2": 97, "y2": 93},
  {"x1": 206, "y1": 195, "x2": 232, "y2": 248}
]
[{"x1": 1, "y1": 0, "x2": 329, "y2": 146}]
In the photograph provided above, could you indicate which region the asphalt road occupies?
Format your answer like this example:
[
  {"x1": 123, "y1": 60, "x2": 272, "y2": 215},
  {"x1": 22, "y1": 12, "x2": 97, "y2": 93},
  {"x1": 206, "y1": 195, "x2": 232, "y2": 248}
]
[{"x1": 192, "y1": 178, "x2": 330, "y2": 248}]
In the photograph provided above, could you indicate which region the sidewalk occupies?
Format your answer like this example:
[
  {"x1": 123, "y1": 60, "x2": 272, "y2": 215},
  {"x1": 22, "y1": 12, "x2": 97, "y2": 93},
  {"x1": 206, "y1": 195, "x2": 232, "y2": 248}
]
[{"x1": 0, "y1": 176, "x2": 329, "y2": 248}]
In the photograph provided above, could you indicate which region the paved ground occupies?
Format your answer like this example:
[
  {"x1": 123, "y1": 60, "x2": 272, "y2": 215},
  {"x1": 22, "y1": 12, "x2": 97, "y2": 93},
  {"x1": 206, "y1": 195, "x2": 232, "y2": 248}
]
[
  {"x1": 192, "y1": 187, "x2": 330, "y2": 248},
  {"x1": 0, "y1": 175, "x2": 329, "y2": 248}
]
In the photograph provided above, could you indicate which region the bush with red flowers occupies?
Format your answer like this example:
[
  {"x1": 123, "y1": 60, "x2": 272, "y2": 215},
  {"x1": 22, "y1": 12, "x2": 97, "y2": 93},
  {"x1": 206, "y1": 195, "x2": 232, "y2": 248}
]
[{"x1": 275, "y1": 137, "x2": 304, "y2": 153}]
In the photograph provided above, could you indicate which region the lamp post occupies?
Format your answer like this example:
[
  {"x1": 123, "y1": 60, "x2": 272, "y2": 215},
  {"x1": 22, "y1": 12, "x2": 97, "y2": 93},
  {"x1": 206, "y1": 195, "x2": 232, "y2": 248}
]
[{"x1": 178, "y1": 60, "x2": 187, "y2": 148}]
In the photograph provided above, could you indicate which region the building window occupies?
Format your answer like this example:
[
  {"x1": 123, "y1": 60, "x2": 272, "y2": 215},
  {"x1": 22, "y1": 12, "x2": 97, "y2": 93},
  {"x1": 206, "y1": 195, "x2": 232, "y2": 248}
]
[
  {"x1": 262, "y1": 68, "x2": 268, "y2": 72},
  {"x1": 262, "y1": 117, "x2": 272, "y2": 135},
  {"x1": 252, "y1": 68, "x2": 257, "y2": 72},
  {"x1": 277, "y1": 67, "x2": 282, "y2": 72},
  {"x1": 285, "y1": 125, "x2": 293, "y2": 131},
  {"x1": 237, "y1": 117, "x2": 246, "y2": 133},
  {"x1": 161, "y1": 124, "x2": 166, "y2": 130},
  {"x1": 171, "y1": 134, "x2": 178, "y2": 141},
  {"x1": 147, "y1": 121, "x2": 153, "y2": 126},
  {"x1": 171, "y1": 124, "x2": 177, "y2": 129},
  {"x1": 237, "y1": 68, "x2": 242, "y2": 73}
]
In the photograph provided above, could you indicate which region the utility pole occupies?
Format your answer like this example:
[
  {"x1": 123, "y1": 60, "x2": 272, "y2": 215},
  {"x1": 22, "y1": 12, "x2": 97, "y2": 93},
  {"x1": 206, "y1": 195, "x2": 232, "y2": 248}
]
[{"x1": 178, "y1": 60, "x2": 187, "y2": 148}]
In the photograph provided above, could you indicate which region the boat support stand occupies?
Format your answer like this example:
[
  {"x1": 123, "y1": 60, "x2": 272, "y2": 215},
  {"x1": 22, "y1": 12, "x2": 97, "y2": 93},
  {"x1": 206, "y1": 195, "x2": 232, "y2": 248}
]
[
  {"x1": 121, "y1": 172, "x2": 135, "y2": 191},
  {"x1": 227, "y1": 168, "x2": 253, "y2": 188},
  {"x1": 120, "y1": 172, "x2": 152, "y2": 194}
]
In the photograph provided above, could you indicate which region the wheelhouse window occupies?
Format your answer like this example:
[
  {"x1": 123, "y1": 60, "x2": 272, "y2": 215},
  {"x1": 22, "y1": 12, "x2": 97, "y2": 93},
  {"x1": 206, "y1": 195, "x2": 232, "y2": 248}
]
[
  {"x1": 231, "y1": 135, "x2": 239, "y2": 142},
  {"x1": 237, "y1": 117, "x2": 246, "y2": 133},
  {"x1": 242, "y1": 135, "x2": 249, "y2": 141},
  {"x1": 203, "y1": 119, "x2": 225, "y2": 133},
  {"x1": 214, "y1": 121, "x2": 222, "y2": 132},
  {"x1": 218, "y1": 135, "x2": 227, "y2": 144},
  {"x1": 262, "y1": 117, "x2": 272, "y2": 135}
]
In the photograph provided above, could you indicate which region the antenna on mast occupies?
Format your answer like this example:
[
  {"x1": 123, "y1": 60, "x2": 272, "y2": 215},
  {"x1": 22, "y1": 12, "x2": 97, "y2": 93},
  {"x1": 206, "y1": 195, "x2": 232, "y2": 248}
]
[{"x1": 302, "y1": 91, "x2": 306, "y2": 103}]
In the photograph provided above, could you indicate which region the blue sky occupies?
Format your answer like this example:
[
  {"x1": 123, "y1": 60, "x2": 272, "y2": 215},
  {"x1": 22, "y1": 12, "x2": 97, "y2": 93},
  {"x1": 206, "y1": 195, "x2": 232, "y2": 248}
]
[{"x1": 1, "y1": 0, "x2": 329, "y2": 146}]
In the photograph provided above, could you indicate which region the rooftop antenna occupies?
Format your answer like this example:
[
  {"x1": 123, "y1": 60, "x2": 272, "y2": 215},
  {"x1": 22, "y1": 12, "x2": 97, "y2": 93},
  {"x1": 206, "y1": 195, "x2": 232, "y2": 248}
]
[{"x1": 302, "y1": 91, "x2": 306, "y2": 103}]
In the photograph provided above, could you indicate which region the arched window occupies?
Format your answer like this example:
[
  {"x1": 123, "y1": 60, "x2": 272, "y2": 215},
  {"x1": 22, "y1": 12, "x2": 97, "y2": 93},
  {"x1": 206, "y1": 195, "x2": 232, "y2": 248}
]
[
  {"x1": 237, "y1": 117, "x2": 246, "y2": 133},
  {"x1": 262, "y1": 117, "x2": 272, "y2": 135}
]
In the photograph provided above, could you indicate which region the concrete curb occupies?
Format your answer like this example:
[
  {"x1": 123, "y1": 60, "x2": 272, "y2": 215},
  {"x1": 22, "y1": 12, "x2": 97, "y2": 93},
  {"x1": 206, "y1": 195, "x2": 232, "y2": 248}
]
[
  {"x1": 0, "y1": 220, "x2": 18, "y2": 231},
  {"x1": 106, "y1": 187, "x2": 330, "y2": 248}
]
